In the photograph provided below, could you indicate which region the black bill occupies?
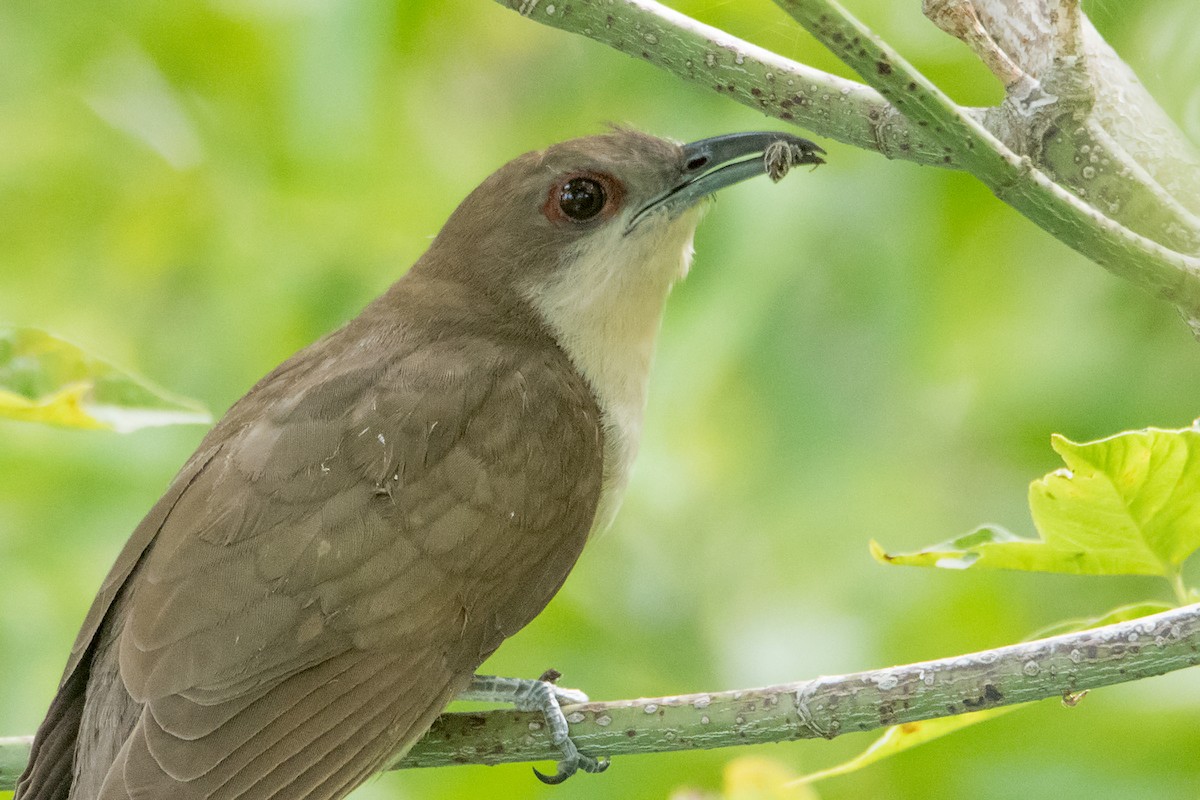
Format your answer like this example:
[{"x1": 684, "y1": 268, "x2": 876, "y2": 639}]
[{"x1": 628, "y1": 131, "x2": 825, "y2": 231}]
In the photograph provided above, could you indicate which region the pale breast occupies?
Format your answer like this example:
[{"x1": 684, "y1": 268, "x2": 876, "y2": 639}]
[{"x1": 524, "y1": 206, "x2": 700, "y2": 534}]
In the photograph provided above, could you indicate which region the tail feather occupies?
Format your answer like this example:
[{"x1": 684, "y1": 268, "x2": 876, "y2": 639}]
[{"x1": 15, "y1": 657, "x2": 89, "y2": 800}]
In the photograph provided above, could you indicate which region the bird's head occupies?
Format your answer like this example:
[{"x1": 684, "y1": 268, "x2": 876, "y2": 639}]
[{"x1": 423, "y1": 128, "x2": 823, "y2": 313}]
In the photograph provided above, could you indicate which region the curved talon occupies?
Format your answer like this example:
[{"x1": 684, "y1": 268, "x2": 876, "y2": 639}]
[
  {"x1": 533, "y1": 764, "x2": 574, "y2": 786},
  {"x1": 532, "y1": 752, "x2": 610, "y2": 785}
]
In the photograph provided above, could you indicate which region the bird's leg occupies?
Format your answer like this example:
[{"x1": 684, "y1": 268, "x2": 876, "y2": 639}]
[{"x1": 460, "y1": 671, "x2": 610, "y2": 784}]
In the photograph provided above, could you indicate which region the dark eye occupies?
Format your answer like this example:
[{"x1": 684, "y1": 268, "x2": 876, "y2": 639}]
[{"x1": 558, "y1": 178, "x2": 607, "y2": 221}]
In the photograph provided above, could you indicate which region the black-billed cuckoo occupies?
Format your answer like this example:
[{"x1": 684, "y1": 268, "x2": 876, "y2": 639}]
[{"x1": 17, "y1": 128, "x2": 823, "y2": 800}]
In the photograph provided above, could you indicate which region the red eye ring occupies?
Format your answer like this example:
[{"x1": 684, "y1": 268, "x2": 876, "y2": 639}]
[{"x1": 542, "y1": 171, "x2": 624, "y2": 225}]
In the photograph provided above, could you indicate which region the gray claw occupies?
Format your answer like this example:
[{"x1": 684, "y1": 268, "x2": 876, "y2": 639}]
[
  {"x1": 533, "y1": 753, "x2": 609, "y2": 785},
  {"x1": 463, "y1": 672, "x2": 609, "y2": 784}
]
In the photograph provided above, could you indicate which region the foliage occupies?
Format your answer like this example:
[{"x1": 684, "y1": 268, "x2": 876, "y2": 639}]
[
  {"x1": 0, "y1": 328, "x2": 210, "y2": 432},
  {"x1": 875, "y1": 428, "x2": 1200, "y2": 586}
]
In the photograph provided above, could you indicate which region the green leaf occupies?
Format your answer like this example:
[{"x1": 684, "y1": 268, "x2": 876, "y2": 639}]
[
  {"x1": 873, "y1": 428, "x2": 1200, "y2": 577},
  {"x1": 870, "y1": 526, "x2": 1026, "y2": 570},
  {"x1": 0, "y1": 327, "x2": 211, "y2": 433},
  {"x1": 790, "y1": 706, "x2": 1024, "y2": 785}
]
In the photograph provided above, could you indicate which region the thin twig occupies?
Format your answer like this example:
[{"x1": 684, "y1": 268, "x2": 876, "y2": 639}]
[{"x1": 2, "y1": 603, "x2": 1197, "y2": 787}]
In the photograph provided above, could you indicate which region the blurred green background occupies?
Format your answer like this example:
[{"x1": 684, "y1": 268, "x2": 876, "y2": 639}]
[{"x1": 3, "y1": 1, "x2": 1200, "y2": 798}]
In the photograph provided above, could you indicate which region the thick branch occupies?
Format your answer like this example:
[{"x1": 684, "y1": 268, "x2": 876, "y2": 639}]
[
  {"x1": 772, "y1": 0, "x2": 1200, "y2": 324},
  {"x1": 3, "y1": 603, "x2": 1198, "y2": 788},
  {"x1": 495, "y1": 0, "x2": 976, "y2": 167},
  {"x1": 967, "y1": 0, "x2": 1200, "y2": 216},
  {"x1": 923, "y1": 0, "x2": 1200, "y2": 255}
]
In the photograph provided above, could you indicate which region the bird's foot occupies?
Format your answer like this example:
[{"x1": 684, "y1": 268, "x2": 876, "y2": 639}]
[{"x1": 462, "y1": 671, "x2": 610, "y2": 785}]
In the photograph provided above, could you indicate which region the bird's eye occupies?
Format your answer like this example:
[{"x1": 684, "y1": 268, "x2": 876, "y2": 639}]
[
  {"x1": 558, "y1": 178, "x2": 607, "y2": 222},
  {"x1": 542, "y1": 172, "x2": 623, "y2": 225}
]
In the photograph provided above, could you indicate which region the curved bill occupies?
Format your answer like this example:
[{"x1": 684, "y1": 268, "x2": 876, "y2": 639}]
[{"x1": 627, "y1": 131, "x2": 825, "y2": 232}]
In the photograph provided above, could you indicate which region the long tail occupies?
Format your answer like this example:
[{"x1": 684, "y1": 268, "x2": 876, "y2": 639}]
[{"x1": 18, "y1": 597, "x2": 141, "y2": 800}]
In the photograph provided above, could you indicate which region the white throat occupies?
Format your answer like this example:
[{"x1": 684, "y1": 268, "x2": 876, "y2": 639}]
[{"x1": 527, "y1": 211, "x2": 700, "y2": 533}]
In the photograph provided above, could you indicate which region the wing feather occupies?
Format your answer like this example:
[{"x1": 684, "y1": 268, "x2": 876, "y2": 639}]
[{"x1": 25, "y1": 307, "x2": 603, "y2": 800}]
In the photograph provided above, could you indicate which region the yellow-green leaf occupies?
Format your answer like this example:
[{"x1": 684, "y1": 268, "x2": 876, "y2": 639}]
[
  {"x1": 790, "y1": 706, "x2": 1023, "y2": 785},
  {"x1": 0, "y1": 327, "x2": 211, "y2": 433},
  {"x1": 873, "y1": 428, "x2": 1200, "y2": 577},
  {"x1": 870, "y1": 527, "x2": 1027, "y2": 570},
  {"x1": 724, "y1": 756, "x2": 820, "y2": 800}
]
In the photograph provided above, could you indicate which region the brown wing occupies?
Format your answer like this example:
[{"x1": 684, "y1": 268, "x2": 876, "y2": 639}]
[{"x1": 22, "y1": 315, "x2": 603, "y2": 800}]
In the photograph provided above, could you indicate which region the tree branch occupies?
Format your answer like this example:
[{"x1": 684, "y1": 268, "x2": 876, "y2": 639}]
[
  {"x1": 921, "y1": 0, "x2": 1200, "y2": 254},
  {"x1": 493, "y1": 0, "x2": 1200, "y2": 330},
  {"x1": 495, "y1": 0, "x2": 973, "y2": 166},
  {"x1": 772, "y1": 0, "x2": 1200, "y2": 327},
  {"x1": 963, "y1": 0, "x2": 1200, "y2": 217},
  {"x1": 3, "y1": 603, "x2": 1197, "y2": 788}
]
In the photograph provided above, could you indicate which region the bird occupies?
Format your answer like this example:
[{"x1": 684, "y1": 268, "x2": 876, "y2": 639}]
[{"x1": 16, "y1": 127, "x2": 824, "y2": 800}]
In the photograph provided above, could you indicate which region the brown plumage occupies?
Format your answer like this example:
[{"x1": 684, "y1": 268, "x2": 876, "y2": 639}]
[{"x1": 16, "y1": 128, "x2": 823, "y2": 800}]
